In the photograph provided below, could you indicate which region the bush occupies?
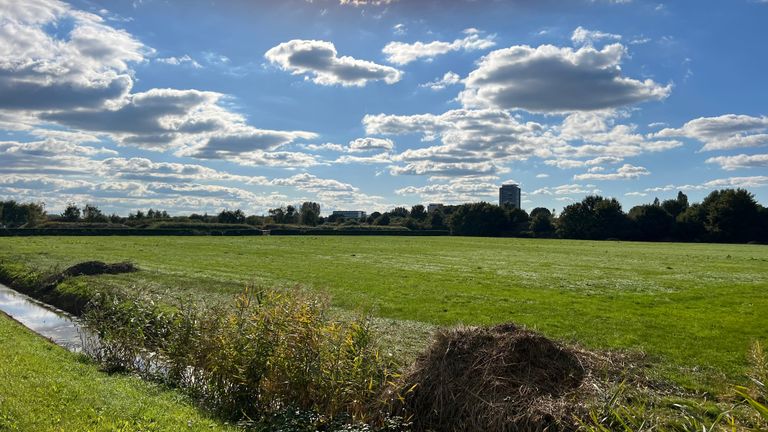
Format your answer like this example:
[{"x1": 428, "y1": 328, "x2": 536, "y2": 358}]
[{"x1": 84, "y1": 286, "x2": 398, "y2": 424}]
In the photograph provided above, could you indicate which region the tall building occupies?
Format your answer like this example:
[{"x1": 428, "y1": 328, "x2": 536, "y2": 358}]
[{"x1": 499, "y1": 184, "x2": 521, "y2": 209}]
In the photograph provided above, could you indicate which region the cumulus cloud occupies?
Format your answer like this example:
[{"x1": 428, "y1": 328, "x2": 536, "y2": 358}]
[
  {"x1": 42, "y1": 88, "x2": 318, "y2": 165},
  {"x1": 395, "y1": 176, "x2": 499, "y2": 203},
  {"x1": 571, "y1": 26, "x2": 621, "y2": 46},
  {"x1": 348, "y1": 137, "x2": 394, "y2": 152},
  {"x1": 365, "y1": 109, "x2": 552, "y2": 177},
  {"x1": 265, "y1": 39, "x2": 402, "y2": 86},
  {"x1": 420, "y1": 71, "x2": 462, "y2": 91},
  {"x1": 655, "y1": 114, "x2": 768, "y2": 151},
  {"x1": 705, "y1": 154, "x2": 768, "y2": 171},
  {"x1": 459, "y1": 43, "x2": 671, "y2": 112},
  {"x1": 382, "y1": 29, "x2": 496, "y2": 65},
  {"x1": 573, "y1": 163, "x2": 650, "y2": 180},
  {"x1": 0, "y1": 0, "x2": 146, "y2": 111},
  {"x1": 544, "y1": 156, "x2": 624, "y2": 169}
]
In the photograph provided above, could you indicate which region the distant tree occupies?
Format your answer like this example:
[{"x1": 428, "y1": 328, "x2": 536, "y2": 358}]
[
  {"x1": 628, "y1": 204, "x2": 673, "y2": 240},
  {"x1": 448, "y1": 202, "x2": 508, "y2": 236},
  {"x1": 506, "y1": 207, "x2": 530, "y2": 234},
  {"x1": 299, "y1": 202, "x2": 321, "y2": 226},
  {"x1": 217, "y1": 209, "x2": 246, "y2": 224},
  {"x1": 389, "y1": 207, "x2": 409, "y2": 218},
  {"x1": 109, "y1": 213, "x2": 122, "y2": 224},
  {"x1": 674, "y1": 204, "x2": 706, "y2": 241},
  {"x1": 61, "y1": 203, "x2": 81, "y2": 222},
  {"x1": 530, "y1": 212, "x2": 555, "y2": 237},
  {"x1": 426, "y1": 210, "x2": 447, "y2": 230},
  {"x1": 285, "y1": 205, "x2": 298, "y2": 224},
  {"x1": 366, "y1": 212, "x2": 382, "y2": 224},
  {"x1": 268, "y1": 207, "x2": 286, "y2": 224},
  {"x1": 410, "y1": 204, "x2": 427, "y2": 221},
  {"x1": 661, "y1": 191, "x2": 689, "y2": 218},
  {"x1": 557, "y1": 196, "x2": 628, "y2": 240},
  {"x1": 83, "y1": 204, "x2": 107, "y2": 222},
  {"x1": 529, "y1": 207, "x2": 552, "y2": 219},
  {"x1": 701, "y1": 188, "x2": 761, "y2": 242},
  {"x1": 374, "y1": 213, "x2": 390, "y2": 226}
]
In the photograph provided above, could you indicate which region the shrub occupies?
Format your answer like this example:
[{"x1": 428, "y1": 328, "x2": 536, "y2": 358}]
[{"x1": 84, "y1": 286, "x2": 397, "y2": 424}]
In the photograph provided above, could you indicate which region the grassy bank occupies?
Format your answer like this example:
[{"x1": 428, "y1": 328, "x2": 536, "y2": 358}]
[
  {"x1": 1, "y1": 236, "x2": 766, "y2": 390},
  {"x1": 0, "y1": 313, "x2": 234, "y2": 432}
]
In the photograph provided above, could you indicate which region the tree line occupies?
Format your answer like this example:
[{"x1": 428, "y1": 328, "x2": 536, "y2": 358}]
[{"x1": 1, "y1": 188, "x2": 766, "y2": 243}]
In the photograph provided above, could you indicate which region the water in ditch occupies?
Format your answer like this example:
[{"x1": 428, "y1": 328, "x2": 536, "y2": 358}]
[{"x1": 0, "y1": 283, "x2": 93, "y2": 352}]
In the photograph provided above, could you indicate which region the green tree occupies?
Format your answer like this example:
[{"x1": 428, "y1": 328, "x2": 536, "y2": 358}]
[
  {"x1": 61, "y1": 203, "x2": 81, "y2": 222},
  {"x1": 374, "y1": 213, "x2": 390, "y2": 226},
  {"x1": 217, "y1": 209, "x2": 246, "y2": 224},
  {"x1": 530, "y1": 213, "x2": 555, "y2": 237},
  {"x1": 701, "y1": 188, "x2": 761, "y2": 242},
  {"x1": 661, "y1": 191, "x2": 689, "y2": 218},
  {"x1": 83, "y1": 204, "x2": 107, "y2": 222},
  {"x1": 448, "y1": 202, "x2": 508, "y2": 236},
  {"x1": 557, "y1": 196, "x2": 628, "y2": 240},
  {"x1": 427, "y1": 210, "x2": 447, "y2": 230},
  {"x1": 268, "y1": 207, "x2": 286, "y2": 224},
  {"x1": 410, "y1": 204, "x2": 427, "y2": 221},
  {"x1": 628, "y1": 204, "x2": 674, "y2": 240},
  {"x1": 299, "y1": 202, "x2": 321, "y2": 226}
]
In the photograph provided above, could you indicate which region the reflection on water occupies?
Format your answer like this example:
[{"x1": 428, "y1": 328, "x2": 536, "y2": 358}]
[{"x1": 0, "y1": 283, "x2": 93, "y2": 352}]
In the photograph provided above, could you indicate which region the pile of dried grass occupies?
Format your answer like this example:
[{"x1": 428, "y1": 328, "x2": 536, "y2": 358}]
[
  {"x1": 391, "y1": 323, "x2": 591, "y2": 432},
  {"x1": 43, "y1": 261, "x2": 137, "y2": 287}
]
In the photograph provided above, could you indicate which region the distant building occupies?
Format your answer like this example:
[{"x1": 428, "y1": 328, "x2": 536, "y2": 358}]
[
  {"x1": 499, "y1": 184, "x2": 521, "y2": 209},
  {"x1": 427, "y1": 203, "x2": 444, "y2": 213},
  {"x1": 331, "y1": 210, "x2": 367, "y2": 219}
]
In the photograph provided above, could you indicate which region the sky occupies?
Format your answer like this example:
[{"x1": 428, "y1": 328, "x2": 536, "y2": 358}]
[{"x1": 1, "y1": 0, "x2": 767, "y2": 216}]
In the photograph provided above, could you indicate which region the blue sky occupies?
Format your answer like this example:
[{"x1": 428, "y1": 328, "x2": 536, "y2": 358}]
[{"x1": 1, "y1": 0, "x2": 767, "y2": 215}]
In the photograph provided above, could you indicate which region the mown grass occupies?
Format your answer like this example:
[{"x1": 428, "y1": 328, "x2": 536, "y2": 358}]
[
  {"x1": 0, "y1": 313, "x2": 234, "y2": 432},
  {"x1": 0, "y1": 235, "x2": 766, "y2": 391}
]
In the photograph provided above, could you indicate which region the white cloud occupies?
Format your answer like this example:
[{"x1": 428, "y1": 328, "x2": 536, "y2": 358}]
[
  {"x1": 420, "y1": 71, "x2": 461, "y2": 91},
  {"x1": 156, "y1": 54, "x2": 202, "y2": 68},
  {"x1": 571, "y1": 26, "x2": 622, "y2": 46},
  {"x1": 655, "y1": 114, "x2": 768, "y2": 151},
  {"x1": 645, "y1": 176, "x2": 768, "y2": 192},
  {"x1": 535, "y1": 173, "x2": 550, "y2": 178},
  {"x1": 265, "y1": 39, "x2": 402, "y2": 86},
  {"x1": 392, "y1": 23, "x2": 406, "y2": 36},
  {"x1": 348, "y1": 137, "x2": 394, "y2": 152},
  {"x1": 0, "y1": 0, "x2": 147, "y2": 111},
  {"x1": 530, "y1": 184, "x2": 602, "y2": 196},
  {"x1": 705, "y1": 154, "x2": 768, "y2": 171},
  {"x1": 395, "y1": 176, "x2": 499, "y2": 203},
  {"x1": 544, "y1": 156, "x2": 624, "y2": 169},
  {"x1": 382, "y1": 30, "x2": 496, "y2": 65},
  {"x1": 573, "y1": 163, "x2": 650, "y2": 180},
  {"x1": 459, "y1": 43, "x2": 671, "y2": 112},
  {"x1": 365, "y1": 109, "x2": 552, "y2": 177}
]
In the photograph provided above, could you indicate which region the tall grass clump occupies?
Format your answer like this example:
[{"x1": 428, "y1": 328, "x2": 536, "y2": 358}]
[{"x1": 84, "y1": 286, "x2": 398, "y2": 426}]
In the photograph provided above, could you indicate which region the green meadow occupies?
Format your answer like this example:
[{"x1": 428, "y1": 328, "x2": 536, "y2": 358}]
[
  {"x1": 0, "y1": 313, "x2": 233, "y2": 432},
  {"x1": 1, "y1": 235, "x2": 766, "y2": 390}
]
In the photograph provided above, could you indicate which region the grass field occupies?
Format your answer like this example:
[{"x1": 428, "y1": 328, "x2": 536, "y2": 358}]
[
  {"x1": 0, "y1": 235, "x2": 766, "y2": 391},
  {"x1": 0, "y1": 312, "x2": 233, "y2": 431}
]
